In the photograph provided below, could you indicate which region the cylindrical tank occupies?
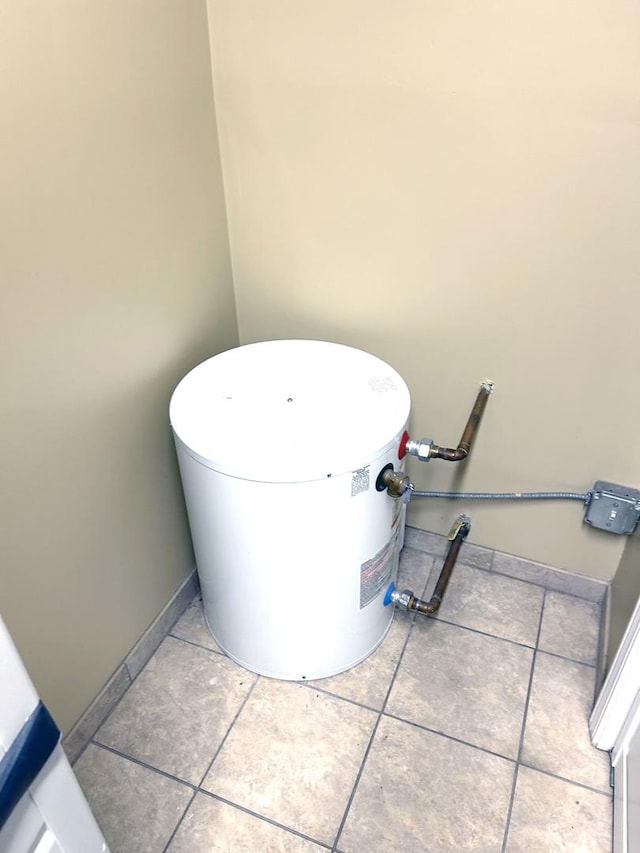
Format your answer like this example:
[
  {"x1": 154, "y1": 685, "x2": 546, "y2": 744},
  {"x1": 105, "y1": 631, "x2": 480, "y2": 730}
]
[{"x1": 169, "y1": 340, "x2": 411, "y2": 680}]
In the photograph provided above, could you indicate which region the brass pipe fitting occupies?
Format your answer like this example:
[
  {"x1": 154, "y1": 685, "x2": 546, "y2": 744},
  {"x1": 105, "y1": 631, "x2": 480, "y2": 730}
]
[{"x1": 381, "y1": 467, "x2": 411, "y2": 498}]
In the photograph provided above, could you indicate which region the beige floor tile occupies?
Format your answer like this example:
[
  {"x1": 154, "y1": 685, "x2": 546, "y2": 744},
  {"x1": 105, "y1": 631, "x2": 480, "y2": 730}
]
[
  {"x1": 505, "y1": 766, "x2": 612, "y2": 852},
  {"x1": 167, "y1": 793, "x2": 326, "y2": 852},
  {"x1": 170, "y1": 596, "x2": 223, "y2": 654},
  {"x1": 521, "y1": 652, "x2": 610, "y2": 791},
  {"x1": 72, "y1": 540, "x2": 610, "y2": 852},
  {"x1": 397, "y1": 546, "x2": 435, "y2": 596},
  {"x1": 96, "y1": 636, "x2": 256, "y2": 784},
  {"x1": 74, "y1": 744, "x2": 192, "y2": 853},
  {"x1": 434, "y1": 562, "x2": 544, "y2": 646},
  {"x1": 339, "y1": 715, "x2": 514, "y2": 852},
  {"x1": 308, "y1": 613, "x2": 410, "y2": 709},
  {"x1": 202, "y1": 679, "x2": 377, "y2": 845},
  {"x1": 538, "y1": 591, "x2": 600, "y2": 664},
  {"x1": 387, "y1": 619, "x2": 533, "y2": 758}
]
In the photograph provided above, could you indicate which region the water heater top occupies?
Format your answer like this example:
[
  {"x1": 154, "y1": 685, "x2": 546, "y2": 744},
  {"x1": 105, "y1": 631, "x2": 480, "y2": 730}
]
[{"x1": 170, "y1": 340, "x2": 411, "y2": 482}]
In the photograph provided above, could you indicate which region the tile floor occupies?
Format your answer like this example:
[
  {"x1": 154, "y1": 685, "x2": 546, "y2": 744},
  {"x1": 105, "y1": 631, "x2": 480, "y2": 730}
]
[{"x1": 73, "y1": 544, "x2": 612, "y2": 852}]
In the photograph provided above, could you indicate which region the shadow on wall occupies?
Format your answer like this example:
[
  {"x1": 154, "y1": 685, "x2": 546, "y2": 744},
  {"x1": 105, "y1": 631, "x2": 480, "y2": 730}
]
[{"x1": 604, "y1": 528, "x2": 640, "y2": 679}]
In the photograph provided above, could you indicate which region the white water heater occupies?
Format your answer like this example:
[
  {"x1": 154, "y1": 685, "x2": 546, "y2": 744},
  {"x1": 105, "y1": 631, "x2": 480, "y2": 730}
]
[{"x1": 170, "y1": 340, "x2": 411, "y2": 680}]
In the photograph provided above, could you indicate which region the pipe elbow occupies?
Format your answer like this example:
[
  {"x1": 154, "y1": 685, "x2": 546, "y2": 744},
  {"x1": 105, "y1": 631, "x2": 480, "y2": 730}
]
[
  {"x1": 405, "y1": 381, "x2": 493, "y2": 465},
  {"x1": 432, "y1": 445, "x2": 468, "y2": 463}
]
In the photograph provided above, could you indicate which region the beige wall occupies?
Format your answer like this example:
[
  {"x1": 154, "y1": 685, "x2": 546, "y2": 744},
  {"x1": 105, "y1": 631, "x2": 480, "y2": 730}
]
[
  {"x1": 0, "y1": 1, "x2": 237, "y2": 732},
  {"x1": 209, "y1": 0, "x2": 640, "y2": 580},
  {"x1": 2, "y1": 1, "x2": 638, "y2": 733}
]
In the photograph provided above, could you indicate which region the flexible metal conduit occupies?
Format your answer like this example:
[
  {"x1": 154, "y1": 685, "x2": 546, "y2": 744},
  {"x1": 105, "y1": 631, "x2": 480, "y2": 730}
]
[{"x1": 410, "y1": 489, "x2": 590, "y2": 503}]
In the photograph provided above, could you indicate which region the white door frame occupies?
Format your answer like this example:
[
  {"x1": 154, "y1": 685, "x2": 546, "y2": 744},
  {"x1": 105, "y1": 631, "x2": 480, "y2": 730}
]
[
  {"x1": 591, "y1": 592, "x2": 640, "y2": 751},
  {"x1": 591, "y1": 592, "x2": 640, "y2": 853}
]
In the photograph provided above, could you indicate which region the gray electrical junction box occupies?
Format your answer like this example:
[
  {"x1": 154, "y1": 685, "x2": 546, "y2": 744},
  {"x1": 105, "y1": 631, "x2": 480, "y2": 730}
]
[{"x1": 584, "y1": 481, "x2": 640, "y2": 535}]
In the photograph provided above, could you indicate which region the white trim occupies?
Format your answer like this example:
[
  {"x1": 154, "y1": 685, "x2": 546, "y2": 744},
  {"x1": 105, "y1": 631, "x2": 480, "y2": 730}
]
[
  {"x1": 609, "y1": 689, "x2": 640, "y2": 852},
  {"x1": 591, "y1": 592, "x2": 640, "y2": 751}
]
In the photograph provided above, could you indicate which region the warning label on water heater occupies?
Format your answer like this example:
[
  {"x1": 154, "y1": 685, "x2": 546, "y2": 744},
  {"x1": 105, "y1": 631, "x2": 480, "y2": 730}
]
[
  {"x1": 360, "y1": 534, "x2": 398, "y2": 609},
  {"x1": 351, "y1": 466, "x2": 370, "y2": 497}
]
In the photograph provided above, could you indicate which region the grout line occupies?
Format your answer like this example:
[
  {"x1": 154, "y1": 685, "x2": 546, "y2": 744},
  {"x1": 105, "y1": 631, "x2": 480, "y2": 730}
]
[
  {"x1": 162, "y1": 789, "x2": 198, "y2": 853},
  {"x1": 330, "y1": 608, "x2": 417, "y2": 852},
  {"x1": 432, "y1": 613, "x2": 598, "y2": 669},
  {"x1": 196, "y1": 790, "x2": 333, "y2": 850},
  {"x1": 330, "y1": 713, "x2": 382, "y2": 851},
  {"x1": 298, "y1": 681, "x2": 383, "y2": 714},
  {"x1": 516, "y1": 762, "x2": 613, "y2": 798},
  {"x1": 488, "y1": 546, "x2": 496, "y2": 572},
  {"x1": 195, "y1": 675, "x2": 260, "y2": 789},
  {"x1": 396, "y1": 552, "x2": 436, "y2": 600},
  {"x1": 88, "y1": 633, "x2": 234, "y2": 760},
  {"x1": 87, "y1": 650, "x2": 261, "y2": 850},
  {"x1": 501, "y1": 764, "x2": 521, "y2": 853},
  {"x1": 500, "y1": 587, "x2": 547, "y2": 853},
  {"x1": 419, "y1": 555, "x2": 438, "y2": 599},
  {"x1": 89, "y1": 741, "x2": 198, "y2": 791},
  {"x1": 426, "y1": 613, "x2": 539, "y2": 652},
  {"x1": 533, "y1": 647, "x2": 598, "y2": 669},
  {"x1": 328, "y1": 702, "x2": 382, "y2": 850},
  {"x1": 167, "y1": 632, "x2": 225, "y2": 657},
  {"x1": 123, "y1": 673, "x2": 261, "y2": 853},
  {"x1": 379, "y1": 712, "x2": 520, "y2": 766}
]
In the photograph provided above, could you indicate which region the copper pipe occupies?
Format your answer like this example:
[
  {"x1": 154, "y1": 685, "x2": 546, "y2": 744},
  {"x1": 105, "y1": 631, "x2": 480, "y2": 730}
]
[
  {"x1": 430, "y1": 382, "x2": 493, "y2": 462},
  {"x1": 395, "y1": 515, "x2": 471, "y2": 615}
]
